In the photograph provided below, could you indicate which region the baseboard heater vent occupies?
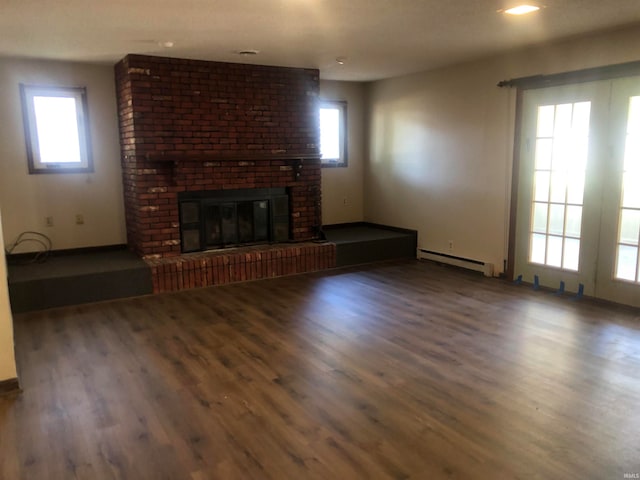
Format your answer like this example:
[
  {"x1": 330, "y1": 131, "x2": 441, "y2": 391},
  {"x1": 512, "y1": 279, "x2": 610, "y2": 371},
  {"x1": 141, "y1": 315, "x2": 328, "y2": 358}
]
[{"x1": 418, "y1": 249, "x2": 494, "y2": 277}]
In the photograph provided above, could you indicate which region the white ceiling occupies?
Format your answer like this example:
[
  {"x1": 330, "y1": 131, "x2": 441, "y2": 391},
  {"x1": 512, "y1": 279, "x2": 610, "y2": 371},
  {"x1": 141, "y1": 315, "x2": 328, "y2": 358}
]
[{"x1": 1, "y1": 0, "x2": 640, "y2": 81}]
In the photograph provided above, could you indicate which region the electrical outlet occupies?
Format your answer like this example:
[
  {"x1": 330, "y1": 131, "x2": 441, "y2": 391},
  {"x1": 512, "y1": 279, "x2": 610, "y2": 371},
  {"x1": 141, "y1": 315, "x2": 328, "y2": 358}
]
[
  {"x1": 343, "y1": 197, "x2": 348, "y2": 206},
  {"x1": 45, "y1": 216, "x2": 54, "y2": 227},
  {"x1": 75, "y1": 214, "x2": 84, "y2": 225},
  {"x1": 448, "y1": 240, "x2": 453, "y2": 251}
]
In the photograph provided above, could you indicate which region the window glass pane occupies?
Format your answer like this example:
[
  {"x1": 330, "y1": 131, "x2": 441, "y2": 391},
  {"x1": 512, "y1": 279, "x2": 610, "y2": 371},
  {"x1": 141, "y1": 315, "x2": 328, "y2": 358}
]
[
  {"x1": 548, "y1": 204, "x2": 565, "y2": 236},
  {"x1": 536, "y1": 105, "x2": 555, "y2": 137},
  {"x1": 567, "y1": 138, "x2": 589, "y2": 173},
  {"x1": 549, "y1": 171, "x2": 567, "y2": 203},
  {"x1": 627, "y1": 96, "x2": 640, "y2": 136},
  {"x1": 563, "y1": 237, "x2": 580, "y2": 271},
  {"x1": 565, "y1": 205, "x2": 582, "y2": 238},
  {"x1": 567, "y1": 171, "x2": 585, "y2": 205},
  {"x1": 553, "y1": 104, "x2": 573, "y2": 138},
  {"x1": 320, "y1": 107, "x2": 340, "y2": 160},
  {"x1": 615, "y1": 245, "x2": 638, "y2": 281},
  {"x1": 619, "y1": 209, "x2": 640, "y2": 245},
  {"x1": 530, "y1": 233, "x2": 546, "y2": 264},
  {"x1": 547, "y1": 235, "x2": 563, "y2": 267},
  {"x1": 535, "y1": 139, "x2": 553, "y2": 170},
  {"x1": 627, "y1": 96, "x2": 640, "y2": 127},
  {"x1": 622, "y1": 171, "x2": 640, "y2": 208},
  {"x1": 533, "y1": 171, "x2": 550, "y2": 202},
  {"x1": 624, "y1": 98, "x2": 639, "y2": 168},
  {"x1": 532, "y1": 202, "x2": 548, "y2": 233},
  {"x1": 623, "y1": 134, "x2": 640, "y2": 173},
  {"x1": 571, "y1": 102, "x2": 591, "y2": 137},
  {"x1": 551, "y1": 137, "x2": 570, "y2": 171},
  {"x1": 33, "y1": 96, "x2": 82, "y2": 163}
]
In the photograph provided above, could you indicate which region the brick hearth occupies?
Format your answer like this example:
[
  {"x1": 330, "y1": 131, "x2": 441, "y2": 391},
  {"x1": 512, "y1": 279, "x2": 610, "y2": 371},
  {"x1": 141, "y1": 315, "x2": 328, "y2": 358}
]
[{"x1": 147, "y1": 243, "x2": 335, "y2": 294}]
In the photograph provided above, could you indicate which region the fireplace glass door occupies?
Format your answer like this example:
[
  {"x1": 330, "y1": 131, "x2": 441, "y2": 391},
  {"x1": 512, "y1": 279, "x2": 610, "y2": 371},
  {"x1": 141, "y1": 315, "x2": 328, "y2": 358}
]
[
  {"x1": 203, "y1": 200, "x2": 270, "y2": 248},
  {"x1": 179, "y1": 188, "x2": 288, "y2": 252}
]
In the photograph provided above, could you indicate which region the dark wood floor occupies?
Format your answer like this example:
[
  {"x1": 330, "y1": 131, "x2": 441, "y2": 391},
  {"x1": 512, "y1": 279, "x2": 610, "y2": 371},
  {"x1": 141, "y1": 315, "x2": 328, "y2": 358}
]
[{"x1": 1, "y1": 260, "x2": 639, "y2": 479}]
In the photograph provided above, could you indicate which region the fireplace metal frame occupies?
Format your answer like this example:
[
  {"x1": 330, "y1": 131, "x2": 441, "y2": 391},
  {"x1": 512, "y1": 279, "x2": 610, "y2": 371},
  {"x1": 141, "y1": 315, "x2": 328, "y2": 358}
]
[{"x1": 178, "y1": 188, "x2": 290, "y2": 253}]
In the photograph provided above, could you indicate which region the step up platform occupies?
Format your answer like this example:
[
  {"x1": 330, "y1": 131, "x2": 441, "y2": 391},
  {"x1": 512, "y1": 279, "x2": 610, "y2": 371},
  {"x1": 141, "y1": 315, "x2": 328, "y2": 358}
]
[
  {"x1": 7, "y1": 248, "x2": 152, "y2": 313},
  {"x1": 323, "y1": 222, "x2": 417, "y2": 267},
  {"x1": 7, "y1": 223, "x2": 416, "y2": 313}
]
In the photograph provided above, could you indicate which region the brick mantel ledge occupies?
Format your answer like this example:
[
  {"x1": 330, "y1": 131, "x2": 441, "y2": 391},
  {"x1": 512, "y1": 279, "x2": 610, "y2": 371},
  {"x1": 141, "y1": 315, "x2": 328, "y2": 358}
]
[{"x1": 133, "y1": 152, "x2": 322, "y2": 163}]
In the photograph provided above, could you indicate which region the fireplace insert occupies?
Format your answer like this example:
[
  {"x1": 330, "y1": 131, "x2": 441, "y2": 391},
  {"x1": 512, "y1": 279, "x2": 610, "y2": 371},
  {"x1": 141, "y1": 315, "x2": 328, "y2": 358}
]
[{"x1": 179, "y1": 188, "x2": 289, "y2": 253}]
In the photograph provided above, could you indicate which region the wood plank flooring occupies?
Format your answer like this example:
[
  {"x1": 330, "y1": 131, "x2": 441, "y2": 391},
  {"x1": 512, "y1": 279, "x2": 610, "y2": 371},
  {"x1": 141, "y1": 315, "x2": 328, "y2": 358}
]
[{"x1": 1, "y1": 260, "x2": 639, "y2": 479}]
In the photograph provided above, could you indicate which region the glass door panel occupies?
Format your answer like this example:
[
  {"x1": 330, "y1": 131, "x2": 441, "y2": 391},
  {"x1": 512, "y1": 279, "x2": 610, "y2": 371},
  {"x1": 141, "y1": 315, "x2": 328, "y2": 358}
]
[
  {"x1": 528, "y1": 101, "x2": 589, "y2": 271},
  {"x1": 253, "y1": 200, "x2": 269, "y2": 242},
  {"x1": 514, "y1": 82, "x2": 609, "y2": 297},
  {"x1": 221, "y1": 203, "x2": 237, "y2": 245},
  {"x1": 237, "y1": 201, "x2": 254, "y2": 244},
  {"x1": 614, "y1": 96, "x2": 640, "y2": 282},
  {"x1": 205, "y1": 205, "x2": 222, "y2": 247},
  {"x1": 595, "y1": 79, "x2": 640, "y2": 307}
]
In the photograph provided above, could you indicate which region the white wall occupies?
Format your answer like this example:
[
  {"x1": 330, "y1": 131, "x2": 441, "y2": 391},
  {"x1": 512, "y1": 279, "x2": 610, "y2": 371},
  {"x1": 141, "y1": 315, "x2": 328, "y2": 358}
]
[
  {"x1": 0, "y1": 208, "x2": 17, "y2": 382},
  {"x1": 320, "y1": 80, "x2": 366, "y2": 225},
  {"x1": 365, "y1": 26, "x2": 640, "y2": 274},
  {"x1": 0, "y1": 58, "x2": 126, "y2": 253}
]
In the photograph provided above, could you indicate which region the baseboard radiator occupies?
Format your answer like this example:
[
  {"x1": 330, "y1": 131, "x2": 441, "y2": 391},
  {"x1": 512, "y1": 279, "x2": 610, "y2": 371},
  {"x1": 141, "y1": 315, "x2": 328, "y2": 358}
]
[{"x1": 417, "y1": 249, "x2": 494, "y2": 277}]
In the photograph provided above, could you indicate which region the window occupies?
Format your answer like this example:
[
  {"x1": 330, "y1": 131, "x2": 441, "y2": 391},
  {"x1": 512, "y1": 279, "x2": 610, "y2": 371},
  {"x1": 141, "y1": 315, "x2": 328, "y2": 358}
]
[
  {"x1": 319, "y1": 100, "x2": 347, "y2": 167},
  {"x1": 20, "y1": 84, "x2": 93, "y2": 174}
]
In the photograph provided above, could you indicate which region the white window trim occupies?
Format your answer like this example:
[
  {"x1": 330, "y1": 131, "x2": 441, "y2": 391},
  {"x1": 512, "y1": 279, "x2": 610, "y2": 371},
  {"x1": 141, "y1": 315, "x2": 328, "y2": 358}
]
[
  {"x1": 20, "y1": 84, "x2": 94, "y2": 174},
  {"x1": 319, "y1": 100, "x2": 348, "y2": 168}
]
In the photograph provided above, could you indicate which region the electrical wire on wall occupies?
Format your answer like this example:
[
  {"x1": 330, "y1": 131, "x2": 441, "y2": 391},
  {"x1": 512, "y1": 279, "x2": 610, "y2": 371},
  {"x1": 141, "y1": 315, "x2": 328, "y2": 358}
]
[{"x1": 4, "y1": 231, "x2": 52, "y2": 264}]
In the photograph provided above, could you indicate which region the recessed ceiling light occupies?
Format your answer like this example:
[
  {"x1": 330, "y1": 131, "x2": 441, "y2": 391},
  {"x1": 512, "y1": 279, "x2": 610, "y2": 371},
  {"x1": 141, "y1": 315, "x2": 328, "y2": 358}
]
[
  {"x1": 237, "y1": 49, "x2": 259, "y2": 56},
  {"x1": 336, "y1": 57, "x2": 347, "y2": 65},
  {"x1": 503, "y1": 4, "x2": 540, "y2": 15},
  {"x1": 158, "y1": 41, "x2": 175, "y2": 48}
]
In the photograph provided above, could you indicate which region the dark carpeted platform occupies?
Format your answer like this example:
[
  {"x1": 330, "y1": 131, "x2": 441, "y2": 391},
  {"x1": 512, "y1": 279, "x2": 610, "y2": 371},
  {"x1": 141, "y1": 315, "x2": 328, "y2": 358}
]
[
  {"x1": 323, "y1": 223, "x2": 417, "y2": 267},
  {"x1": 7, "y1": 248, "x2": 153, "y2": 313}
]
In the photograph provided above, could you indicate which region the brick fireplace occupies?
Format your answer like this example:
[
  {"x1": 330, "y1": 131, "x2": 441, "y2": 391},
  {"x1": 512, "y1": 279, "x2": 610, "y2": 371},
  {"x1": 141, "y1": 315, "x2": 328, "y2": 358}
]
[{"x1": 114, "y1": 54, "x2": 335, "y2": 292}]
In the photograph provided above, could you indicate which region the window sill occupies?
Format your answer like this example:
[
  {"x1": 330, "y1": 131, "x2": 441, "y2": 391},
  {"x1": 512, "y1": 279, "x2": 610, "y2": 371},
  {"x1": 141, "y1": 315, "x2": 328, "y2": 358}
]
[{"x1": 321, "y1": 161, "x2": 348, "y2": 169}]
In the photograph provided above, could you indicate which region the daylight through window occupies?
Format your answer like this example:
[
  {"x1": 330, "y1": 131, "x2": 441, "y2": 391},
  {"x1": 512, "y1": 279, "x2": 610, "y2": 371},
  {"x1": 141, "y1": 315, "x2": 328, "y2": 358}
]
[
  {"x1": 319, "y1": 101, "x2": 347, "y2": 167},
  {"x1": 20, "y1": 85, "x2": 93, "y2": 174}
]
